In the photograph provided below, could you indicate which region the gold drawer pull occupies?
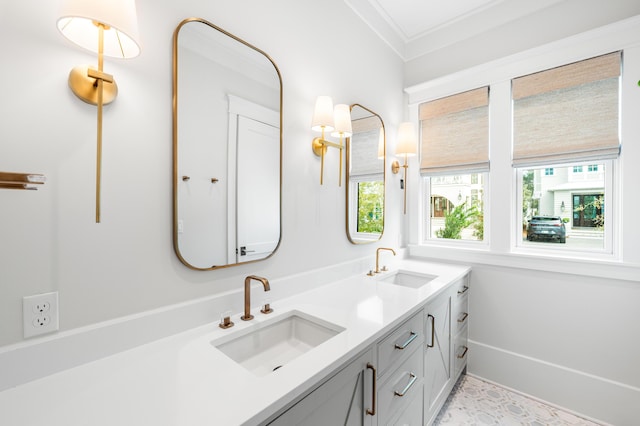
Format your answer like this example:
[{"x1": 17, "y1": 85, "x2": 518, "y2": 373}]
[
  {"x1": 394, "y1": 372, "x2": 417, "y2": 397},
  {"x1": 457, "y1": 285, "x2": 469, "y2": 295},
  {"x1": 457, "y1": 312, "x2": 469, "y2": 323},
  {"x1": 394, "y1": 331, "x2": 418, "y2": 350},
  {"x1": 366, "y1": 363, "x2": 376, "y2": 416},
  {"x1": 427, "y1": 314, "x2": 435, "y2": 348},
  {"x1": 457, "y1": 346, "x2": 469, "y2": 359}
]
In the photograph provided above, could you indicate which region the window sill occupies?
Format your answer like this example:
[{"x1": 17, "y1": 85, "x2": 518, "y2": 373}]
[{"x1": 408, "y1": 244, "x2": 639, "y2": 282}]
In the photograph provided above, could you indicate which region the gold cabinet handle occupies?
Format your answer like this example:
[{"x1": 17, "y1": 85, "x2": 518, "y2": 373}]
[
  {"x1": 366, "y1": 363, "x2": 376, "y2": 416},
  {"x1": 457, "y1": 285, "x2": 469, "y2": 295},
  {"x1": 394, "y1": 331, "x2": 418, "y2": 350},
  {"x1": 457, "y1": 346, "x2": 469, "y2": 359},
  {"x1": 394, "y1": 372, "x2": 417, "y2": 397},
  {"x1": 457, "y1": 312, "x2": 469, "y2": 323},
  {"x1": 427, "y1": 314, "x2": 435, "y2": 348}
]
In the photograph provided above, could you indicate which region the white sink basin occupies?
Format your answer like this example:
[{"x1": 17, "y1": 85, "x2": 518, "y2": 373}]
[
  {"x1": 379, "y1": 270, "x2": 437, "y2": 288},
  {"x1": 213, "y1": 310, "x2": 344, "y2": 376}
]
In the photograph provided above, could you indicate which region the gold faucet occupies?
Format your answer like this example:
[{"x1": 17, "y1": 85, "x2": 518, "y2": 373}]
[
  {"x1": 241, "y1": 275, "x2": 271, "y2": 321},
  {"x1": 375, "y1": 247, "x2": 396, "y2": 273}
]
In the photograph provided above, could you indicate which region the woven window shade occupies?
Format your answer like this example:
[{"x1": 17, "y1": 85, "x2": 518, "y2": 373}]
[
  {"x1": 349, "y1": 116, "x2": 383, "y2": 177},
  {"x1": 512, "y1": 51, "x2": 621, "y2": 167},
  {"x1": 419, "y1": 87, "x2": 489, "y2": 175}
]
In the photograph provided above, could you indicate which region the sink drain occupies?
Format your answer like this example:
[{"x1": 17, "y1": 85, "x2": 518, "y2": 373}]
[{"x1": 273, "y1": 365, "x2": 283, "y2": 371}]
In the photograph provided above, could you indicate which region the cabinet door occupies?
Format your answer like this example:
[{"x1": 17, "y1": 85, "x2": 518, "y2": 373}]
[
  {"x1": 269, "y1": 349, "x2": 375, "y2": 426},
  {"x1": 424, "y1": 292, "x2": 451, "y2": 421}
]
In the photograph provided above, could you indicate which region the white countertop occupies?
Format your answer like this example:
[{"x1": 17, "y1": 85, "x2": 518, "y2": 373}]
[{"x1": 0, "y1": 260, "x2": 469, "y2": 426}]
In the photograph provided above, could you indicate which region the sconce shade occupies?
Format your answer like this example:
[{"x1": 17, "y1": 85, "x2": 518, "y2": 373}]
[
  {"x1": 57, "y1": 0, "x2": 141, "y2": 59},
  {"x1": 396, "y1": 122, "x2": 417, "y2": 157},
  {"x1": 331, "y1": 104, "x2": 352, "y2": 137},
  {"x1": 311, "y1": 96, "x2": 335, "y2": 132}
]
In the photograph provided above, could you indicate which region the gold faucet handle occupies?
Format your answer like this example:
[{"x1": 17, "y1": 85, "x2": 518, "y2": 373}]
[
  {"x1": 219, "y1": 312, "x2": 234, "y2": 329},
  {"x1": 261, "y1": 297, "x2": 274, "y2": 314}
]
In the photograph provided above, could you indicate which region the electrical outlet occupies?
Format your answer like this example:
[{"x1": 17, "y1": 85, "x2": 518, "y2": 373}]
[{"x1": 23, "y1": 292, "x2": 59, "y2": 338}]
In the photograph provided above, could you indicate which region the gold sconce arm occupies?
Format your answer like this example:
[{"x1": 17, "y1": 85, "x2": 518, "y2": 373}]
[
  {"x1": 57, "y1": 0, "x2": 141, "y2": 223},
  {"x1": 310, "y1": 98, "x2": 351, "y2": 186},
  {"x1": 312, "y1": 128, "x2": 345, "y2": 186},
  {"x1": 393, "y1": 122, "x2": 417, "y2": 215}
]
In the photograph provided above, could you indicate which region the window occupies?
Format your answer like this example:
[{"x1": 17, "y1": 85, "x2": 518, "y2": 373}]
[
  {"x1": 355, "y1": 180, "x2": 383, "y2": 234},
  {"x1": 419, "y1": 87, "x2": 489, "y2": 242},
  {"x1": 514, "y1": 52, "x2": 620, "y2": 253},
  {"x1": 520, "y1": 162, "x2": 609, "y2": 250},
  {"x1": 428, "y1": 173, "x2": 485, "y2": 241}
]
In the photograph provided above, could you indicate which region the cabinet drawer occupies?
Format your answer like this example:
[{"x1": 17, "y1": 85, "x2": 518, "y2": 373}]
[
  {"x1": 377, "y1": 311, "x2": 423, "y2": 376},
  {"x1": 389, "y1": 386, "x2": 423, "y2": 426},
  {"x1": 378, "y1": 346, "x2": 423, "y2": 425}
]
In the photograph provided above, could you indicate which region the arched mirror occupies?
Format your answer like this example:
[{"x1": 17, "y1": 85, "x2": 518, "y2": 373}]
[
  {"x1": 346, "y1": 104, "x2": 385, "y2": 244},
  {"x1": 173, "y1": 18, "x2": 282, "y2": 270}
]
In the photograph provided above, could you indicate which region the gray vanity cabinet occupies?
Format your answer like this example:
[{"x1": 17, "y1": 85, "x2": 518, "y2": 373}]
[
  {"x1": 423, "y1": 290, "x2": 452, "y2": 424},
  {"x1": 268, "y1": 273, "x2": 470, "y2": 426},
  {"x1": 423, "y1": 275, "x2": 470, "y2": 425},
  {"x1": 268, "y1": 348, "x2": 375, "y2": 426}
]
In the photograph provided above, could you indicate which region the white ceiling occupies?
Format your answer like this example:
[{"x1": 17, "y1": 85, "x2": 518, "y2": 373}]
[{"x1": 344, "y1": 0, "x2": 566, "y2": 60}]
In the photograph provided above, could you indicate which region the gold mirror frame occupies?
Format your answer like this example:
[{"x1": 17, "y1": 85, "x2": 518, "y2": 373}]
[
  {"x1": 345, "y1": 104, "x2": 385, "y2": 244},
  {"x1": 172, "y1": 18, "x2": 283, "y2": 270}
]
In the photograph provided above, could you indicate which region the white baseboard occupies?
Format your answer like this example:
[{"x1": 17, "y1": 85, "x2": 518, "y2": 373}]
[{"x1": 467, "y1": 339, "x2": 640, "y2": 426}]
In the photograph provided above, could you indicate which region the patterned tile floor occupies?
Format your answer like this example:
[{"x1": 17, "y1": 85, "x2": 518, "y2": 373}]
[{"x1": 434, "y1": 375, "x2": 603, "y2": 425}]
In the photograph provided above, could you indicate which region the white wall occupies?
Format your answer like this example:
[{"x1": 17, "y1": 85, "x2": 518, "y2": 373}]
[
  {"x1": 0, "y1": 0, "x2": 405, "y2": 347},
  {"x1": 468, "y1": 264, "x2": 639, "y2": 425}
]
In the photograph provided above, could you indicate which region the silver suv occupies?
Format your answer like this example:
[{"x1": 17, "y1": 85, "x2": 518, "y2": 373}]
[{"x1": 526, "y1": 216, "x2": 566, "y2": 243}]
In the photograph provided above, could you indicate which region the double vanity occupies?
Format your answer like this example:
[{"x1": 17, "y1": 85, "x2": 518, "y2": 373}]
[{"x1": 0, "y1": 259, "x2": 469, "y2": 425}]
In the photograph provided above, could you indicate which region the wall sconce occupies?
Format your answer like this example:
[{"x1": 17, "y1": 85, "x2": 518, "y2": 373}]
[
  {"x1": 311, "y1": 96, "x2": 352, "y2": 186},
  {"x1": 458, "y1": 191, "x2": 463, "y2": 202},
  {"x1": 561, "y1": 201, "x2": 566, "y2": 212},
  {"x1": 391, "y1": 122, "x2": 417, "y2": 214},
  {"x1": 57, "y1": 0, "x2": 141, "y2": 223}
]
